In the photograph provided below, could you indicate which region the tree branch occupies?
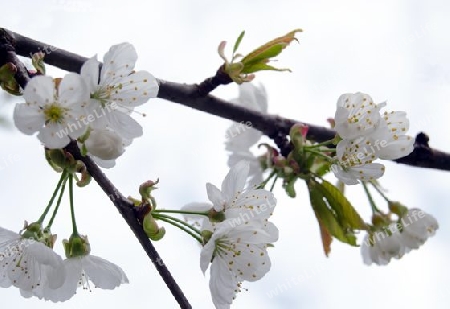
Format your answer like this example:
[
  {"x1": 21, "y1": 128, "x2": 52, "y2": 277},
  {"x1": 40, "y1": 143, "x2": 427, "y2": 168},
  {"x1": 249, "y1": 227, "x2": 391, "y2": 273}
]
[
  {"x1": 8, "y1": 29, "x2": 450, "y2": 172},
  {"x1": 65, "y1": 142, "x2": 192, "y2": 309}
]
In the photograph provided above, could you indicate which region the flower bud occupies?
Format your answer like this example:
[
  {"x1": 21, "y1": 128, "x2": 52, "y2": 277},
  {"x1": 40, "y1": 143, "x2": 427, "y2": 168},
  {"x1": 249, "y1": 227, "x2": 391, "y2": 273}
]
[
  {"x1": 289, "y1": 123, "x2": 308, "y2": 150},
  {"x1": 84, "y1": 129, "x2": 125, "y2": 160},
  {"x1": 139, "y1": 179, "x2": 159, "y2": 201},
  {"x1": 75, "y1": 161, "x2": 91, "y2": 187},
  {"x1": 388, "y1": 201, "x2": 408, "y2": 217},
  {"x1": 143, "y1": 213, "x2": 165, "y2": 241},
  {"x1": 284, "y1": 180, "x2": 296, "y2": 198}
]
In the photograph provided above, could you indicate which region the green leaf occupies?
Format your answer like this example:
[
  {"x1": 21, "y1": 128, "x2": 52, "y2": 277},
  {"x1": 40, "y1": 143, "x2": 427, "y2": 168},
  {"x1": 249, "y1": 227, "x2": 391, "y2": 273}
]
[
  {"x1": 242, "y1": 44, "x2": 284, "y2": 67},
  {"x1": 317, "y1": 179, "x2": 366, "y2": 230},
  {"x1": 241, "y1": 62, "x2": 289, "y2": 74},
  {"x1": 241, "y1": 28, "x2": 301, "y2": 66},
  {"x1": 308, "y1": 180, "x2": 357, "y2": 246},
  {"x1": 233, "y1": 31, "x2": 245, "y2": 54}
]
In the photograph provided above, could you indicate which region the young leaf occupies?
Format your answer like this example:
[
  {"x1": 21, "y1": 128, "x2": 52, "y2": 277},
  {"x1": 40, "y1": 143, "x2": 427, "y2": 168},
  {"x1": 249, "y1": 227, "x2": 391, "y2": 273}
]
[
  {"x1": 233, "y1": 31, "x2": 245, "y2": 54},
  {"x1": 308, "y1": 181, "x2": 357, "y2": 246},
  {"x1": 317, "y1": 179, "x2": 366, "y2": 230},
  {"x1": 241, "y1": 28, "x2": 302, "y2": 65},
  {"x1": 318, "y1": 219, "x2": 333, "y2": 257},
  {"x1": 241, "y1": 44, "x2": 285, "y2": 67},
  {"x1": 241, "y1": 62, "x2": 288, "y2": 74}
]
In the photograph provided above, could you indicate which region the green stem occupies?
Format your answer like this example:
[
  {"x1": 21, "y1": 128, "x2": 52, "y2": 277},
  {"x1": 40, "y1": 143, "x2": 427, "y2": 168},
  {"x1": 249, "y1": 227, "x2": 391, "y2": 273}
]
[
  {"x1": 369, "y1": 181, "x2": 390, "y2": 202},
  {"x1": 269, "y1": 175, "x2": 278, "y2": 192},
  {"x1": 362, "y1": 181, "x2": 381, "y2": 213},
  {"x1": 68, "y1": 173, "x2": 78, "y2": 235},
  {"x1": 38, "y1": 170, "x2": 68, "y2": 224},
  {"x1": 306, "y1": 149, "x2": 335, "y2": 163},
  {"x1": 45, "y1": 176, "x2": 68, "y2": 230},
  {"x1": 257, "y1": 170, "x2": 276, "y2": 189},
  {"x1": 154, "y1": 214, "x2": 203, "y2": 244},
  {"x1": 154, "y1": 213, "x2": 203, "y2": 235},
  {"x1": 304, "y1": 138, "x2": 337, "y2": 149},
  {"x1": 152, "y1": 209, "x2": 209, "y2": 217}
]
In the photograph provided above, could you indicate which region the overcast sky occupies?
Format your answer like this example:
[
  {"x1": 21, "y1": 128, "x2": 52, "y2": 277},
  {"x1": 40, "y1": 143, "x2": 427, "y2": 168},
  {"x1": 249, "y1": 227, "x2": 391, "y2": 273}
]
[{"x1": 1, "y1": 0, "x2": 450, "y2": 308}]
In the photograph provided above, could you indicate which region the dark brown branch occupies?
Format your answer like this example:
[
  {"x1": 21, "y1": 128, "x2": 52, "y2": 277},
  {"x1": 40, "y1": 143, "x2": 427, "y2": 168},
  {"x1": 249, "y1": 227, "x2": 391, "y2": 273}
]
[
  {"x1": 0, "y1": 29, "x2": 30, "y2": 89},
  {"x1": 8, "y1": 29, "x2": 450, "y2": 172},
  {"x1": 194, "y1": 64, "x2": 232, "y2": 96},
  {"x1": 65, "y1": 142, "x2": 192, "y2": 309}
]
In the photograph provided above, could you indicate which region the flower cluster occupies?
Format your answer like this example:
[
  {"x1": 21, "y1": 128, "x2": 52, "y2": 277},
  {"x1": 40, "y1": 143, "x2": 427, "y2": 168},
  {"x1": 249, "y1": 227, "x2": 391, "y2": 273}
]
[
  {"x1": 361, "y1": 208, "x2": 439, "y2": 265},
  {"x1": 0, "y1": 225, "x2": 128, "y2": 301},
  {"x1": 184, "y1": 161, "x2": 278, "y2": 308},
  {"x1": 225, "y1": 83, "x2": 268, "y2": 187},
  {"x1": 13, "y1": 42, "x2": 159, "y2": 168},
  {"x1": 331, "y1": 92, "x2": 414, "y2": 185}
]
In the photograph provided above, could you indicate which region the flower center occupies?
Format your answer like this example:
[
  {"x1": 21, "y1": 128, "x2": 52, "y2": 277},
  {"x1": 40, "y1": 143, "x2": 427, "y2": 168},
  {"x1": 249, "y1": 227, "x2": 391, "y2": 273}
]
[
  {"x1": 92, "y1": 83, "x2": 122, "y2": 107},
  {"x1": 214, "y1": 238, "x2": 240, "y2": 258},
  {"x1": 43, "y1": 103, "x2": 68, "y2": 125}
]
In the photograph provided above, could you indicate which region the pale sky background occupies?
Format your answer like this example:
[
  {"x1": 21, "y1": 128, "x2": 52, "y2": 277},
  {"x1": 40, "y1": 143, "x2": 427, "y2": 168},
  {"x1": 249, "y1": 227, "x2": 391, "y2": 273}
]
[{"x1": 1, "y1": 1, "x2": 450, "y2": 308}]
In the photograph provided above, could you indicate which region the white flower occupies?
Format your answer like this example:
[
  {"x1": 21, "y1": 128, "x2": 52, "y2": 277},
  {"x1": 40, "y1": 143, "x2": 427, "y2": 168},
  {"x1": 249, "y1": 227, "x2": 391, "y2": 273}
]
[
  {"x1": 227, "y1": 150, "x2": 264, "y2": 188},
  {"x1": 230, "y1": 82, "x2": 268, "y2": 113},
  {"x1": 334, "y1": 92, "x2": 385, "y2": 140},
  {"x1": 362, "y1": 210, "x2": 438, "y2": 266},
  {"x1": 332, "y1": 163, "x2": 385, "y2": 185},
  {"x1": 183, "y1": 161, "x2": 276, "y2": 232},
  {"x1": 209, "y1": 161, "x2": 275, "y2": 223},
  {"x1": 43, "y1": 255, "x2": 129, "y2": 302},
  {"x1": 84, "y1": 128, "x2": 126, "y2": 161},
  {"x1": 80, "y1": 42, "x2": 159, "y2": 140},
  {"x1": 13, "y1": 75, "x2": 90, "y2": 148},
  {"x1": 200, "y1": 219, "x2": 278, "y2": 309},
  {"x1": 366, "y1": 110, "x2": 414, "y2": 160},
  {"x1": 226, "y1": 83, "x2": 268, "y2": 186},
  {"x1": 0, "y1": 226, "x2": 65, "y2": 297},
  {"x1": 331, "y1": 137, "x2": 385, "y2": 185},
  {"x1": 398, "y1": 208, "x2": 439, "y2": 250},
  {"x1": 360, "y1": 224, "x2": 405, "y2": 266}
]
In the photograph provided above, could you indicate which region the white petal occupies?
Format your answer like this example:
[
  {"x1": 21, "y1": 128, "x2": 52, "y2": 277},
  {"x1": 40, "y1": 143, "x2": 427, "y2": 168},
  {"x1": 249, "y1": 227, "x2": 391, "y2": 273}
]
[
  {"x1": 37, "y1": 124, "x2": 71, "y2": 149},
  {"x1": 209, "y1": 258, "x2": 236, "y2": 309},
  {"x1": 83, "y1": 255, "x2": 128, "y2": 289},
  {"x1": 331, "y1": 164, "x2": 359, "y2": 185},
  {"x1": 402, "y1": 209, "x2": 439, "y2": 241},
  {"x1": 100, "y1": 42, "x2": 137, "y2": 86},
  {"x1": 221, "y1": 160, "x2": 249, "y2": 200},
  {"x1": 206, "y1": 183, "x2": 227, "y2": 212},
  {"x1": 225, "y1": 125, "x2": 261, "y2": 151},
  {"x1": 23, "y1": 75, "x2": 54, "y2": 107},
  {"x1": 111, "y1": 71, "x2": 159, "y2": 107},
  {"x1": 0, "y1": 226, "x2": 20, "y2": 242},
  {"x1": 333, "y1": 163, "x2": 385, "y2": 185},
  {"x1": 226, "y1": 189, "x2": 276, "y2": 222},
  {"x1": 376, "y1": 135, "x2": 414, "y2": 160},
  {"x1": 105, "y1": 110, "x2": 143, "y2": 140},
  {"x1": 13, "y1": 103, "x2": 45, "y2": 135},
  {"x1": 59, "y1": 73, "x2": 90, "y2": 108},
  {"x1": 43, "y1": 258, "x2": 81, "y2": 302},
  {"x1": 200, "y1": 237, "x2": 216, "y2": 274},
  {"x1": 91, "y1": 156, "x2": 117, "y2": 168},
  {"x1": 236, "y1": 82, "x2": 267, "y2": 112},
  {"x1": 85, "y1": 129, "x2": 124, "y2": 160},
  {"x1": 80, "y1": 56, "x2": 100, "y2": 93}
]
